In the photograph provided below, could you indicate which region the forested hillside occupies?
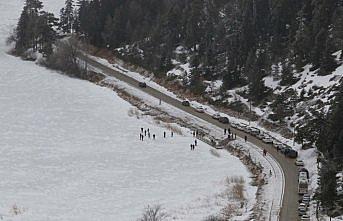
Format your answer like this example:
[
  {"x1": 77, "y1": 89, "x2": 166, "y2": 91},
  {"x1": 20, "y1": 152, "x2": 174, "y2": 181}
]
[{"x1": 76, "y1": 0, "x2": 342, "y2": 92}]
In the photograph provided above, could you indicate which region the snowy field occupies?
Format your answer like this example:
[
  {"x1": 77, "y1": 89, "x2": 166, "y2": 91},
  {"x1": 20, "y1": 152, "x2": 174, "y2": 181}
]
[{"x1": 0, "y1": 1, "x2": 253, "y2": 221}]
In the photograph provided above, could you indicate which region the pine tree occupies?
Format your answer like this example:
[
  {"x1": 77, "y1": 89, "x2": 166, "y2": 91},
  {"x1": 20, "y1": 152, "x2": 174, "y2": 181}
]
[
  {"x1": 280, "y1": 61, "x2": 297, "y2": 86},
  {"x1": 60, "y1": 0, "x2": 74, "y2": 33}
]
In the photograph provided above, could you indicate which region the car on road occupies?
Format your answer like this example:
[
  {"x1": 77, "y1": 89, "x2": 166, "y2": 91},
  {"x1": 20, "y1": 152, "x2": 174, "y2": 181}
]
[
  {"x1": 262, "y1": 138, "x2": 273, "y2": 144},
  {"x1": 218, "y1": 116, "x2": 229, "y2": 124},
  {"x1": 230, "y1": 123, "x2": 238, "y2": 128},
  {"x1": 295, "y1": 160, "x2": 305, "y2": 166},
  {"x1": 302, "y1": 196, "x2": 310, "y2": 206},
  {"x1": 298, "y1": 203, "x2": 307, "y2": 216},
  {"x1": 285, "y1": 149, "x2": 298, "y2": 158},
  {"x1": 247, "y1": 127, "x2": 260, "y2": 136},
  {"x1": 301, "y1": 214, "x2": 310, "y2": 221},
  {"x1": 182, "y1": 100, "x2": 190, "y2": 106},
  {"x1": 257, "y1": 132, "x2": 267, "y2": 140},
  {"x1": 138, "y1": 82, "x2": 147, "y2": 88},
  {"x1": 195, "y1": 106, "x2": 205, "y2": 113},
  {"x1": 212, "y1": 113, "x2": 221, "y2": 120},
  {"x1": 274, "y1": 142, "x2": 284, "y2": 150}
]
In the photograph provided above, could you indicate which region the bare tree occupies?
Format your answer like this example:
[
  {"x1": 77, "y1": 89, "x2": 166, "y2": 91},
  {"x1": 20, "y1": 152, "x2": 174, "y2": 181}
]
[
  {"x1": 45, "y1": 36, "x2": 82, "y2": 77},
  {"x1": 137, "y1": 205, "x2": 168, "y2": 221}
]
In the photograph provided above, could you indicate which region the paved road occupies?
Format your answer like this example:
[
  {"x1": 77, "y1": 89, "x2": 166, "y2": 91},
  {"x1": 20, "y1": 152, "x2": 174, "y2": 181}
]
[{"x1": 81, "y1": 54, "x2": 300, "y2": 221}]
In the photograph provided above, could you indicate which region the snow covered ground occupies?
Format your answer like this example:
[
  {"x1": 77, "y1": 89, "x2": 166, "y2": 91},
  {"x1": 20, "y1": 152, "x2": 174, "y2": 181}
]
[{"x1": 0, "y1": 1, "x2": 255, "y2": 221}]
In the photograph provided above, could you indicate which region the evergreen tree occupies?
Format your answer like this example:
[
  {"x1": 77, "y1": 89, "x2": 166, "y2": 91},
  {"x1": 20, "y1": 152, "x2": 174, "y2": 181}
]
[{"x1": 280, "y1": 61, "x2": 297, "y2": 86}]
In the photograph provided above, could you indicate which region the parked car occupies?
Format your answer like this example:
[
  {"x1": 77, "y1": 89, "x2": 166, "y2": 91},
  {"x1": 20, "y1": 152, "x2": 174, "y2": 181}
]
[
  {"x1": 182, "y1": 100, "x2": 190, "y2": 106},
  {"x1": 195, "y1": 106, "x2": 205, "y2": 113},
  {"x1": 301, "y1": 214, "x2": 310, "y2": 221},
  {"x1": 218, "y1": 117, "x2": 229, "y2": 124},
  {"x1": 212, "y1": 113, "x2": 221, "y2": 120},
  {"x1": 298, "y1": 203, "x2": 307, "y2": 216},
  {"x1": 249, "y1": 128, "x2": 260, "y2": 136},
  {"x1": 302, "y1": 195, "x2": 310, "y2": 206},
  {"x1": 138, "y1": 82, "x2": 147, "y2": 88},
  {"x1": 262, "y1": 138, "x2": 273, "y2": 144},
  {"x1": 273, "y1": 142, "x2": 282, "y2": 149},
  {"x1": 231, "y1": 123, "x2": 238, "y2": 128},
  {"x1": 286, "y1": 149, "x2": 298, "y2": 158},
  {"x1": 299, "y1": 168, "x2": 309, "y2": 179},
  {"x1": 295, "y1": 160, "x2": 305, "y2": 166},
  {"x1": 257, "y1": 133, "x2": 266, "y2": 140}
]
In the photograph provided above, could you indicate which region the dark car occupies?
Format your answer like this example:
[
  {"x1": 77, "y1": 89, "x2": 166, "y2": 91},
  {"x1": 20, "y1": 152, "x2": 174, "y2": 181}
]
[
  {"x1": 218, "y1": 117, "x2": 229, "y2": 124},
  {"x1": 285, "y1": 149, "x2": 298, "y2": 158},
  {"x1": 138, "y1": 82, "x2": 147, "y2": 88},
  {"x1": 182, "y1": 100, "x2": 190, "y2": 106}
]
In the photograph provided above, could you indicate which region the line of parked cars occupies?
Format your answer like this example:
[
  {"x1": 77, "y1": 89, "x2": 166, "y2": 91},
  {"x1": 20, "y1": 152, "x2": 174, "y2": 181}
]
[{"x1": 230, "y1": 122, "x2": 298, "y2": 158}]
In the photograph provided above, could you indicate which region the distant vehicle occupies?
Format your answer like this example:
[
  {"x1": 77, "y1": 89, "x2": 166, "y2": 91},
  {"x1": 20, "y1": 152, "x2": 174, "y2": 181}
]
[
  {"x1": 138, "y1": 82, "x2": 147, "y2": 88},
  {"x1": 302, "y1": 195, "x2": 310, "y2": 206},
  {"x1": 299, "y1": 168, "x2": 309, "y2": 179},
  {"x1": 298, "y1": 203, "x2": 307, "y2": 216},
  {"x1": 301, "y1": 214, "x2": 310, "y2": 221},
  {"x1": 212, "y1": 113, "x2": 221, "y2": 120},
  {"x1": 299, "y1": 172, "x2": 308, "y2": 182},
  {"x1": 262, "y1": 138, "x2": 273, "y2": 144},
  {"x1": 182, "y1": 100, "x2": 190, "y2": 106},
  {"x1": 218, "y1": 117, "x2": 229, "y2": 124},
  {"x1": 231, "y1": 123, "x2": 238, "y2": 128},
  {"x1": 298, "y1": 179, "x2": 309, "y2": 195},
  {"x1": 286, "y1": 149, "x2": 298, "y2": 158},
  {"x1": 295, "y1": 160, "x2": 305, "y2": 166},
  {"x1": 274, "y1": 142, "x2": 284, "y2": 150},
  {"x1": 195, "y1": 106, "x2": 205, "y2": 113},
  {"x1": 238, "y1": 123, "x2": 249, "y2": 131},
  {"x1": 257, "y1": 133, "x2": 266, "y2": 140}
]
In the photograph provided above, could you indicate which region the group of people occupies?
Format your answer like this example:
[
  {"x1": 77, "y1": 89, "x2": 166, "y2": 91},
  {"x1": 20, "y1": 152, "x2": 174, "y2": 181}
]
[
  {"x1": 192, "y1": 130, "x2": 199, "y2": 137},
  {"x1": 139, "y1": 127, "x2": 175, "y2": 141},
  {"x1": 139, "y1": 127, "x2": 156, "y2": 141},
  {"x1": 224, "y1": 128, "x2": 237, "y2": 140},
  {"x1": 190, "y1": 139, "x2": 198, "y2": 151}
]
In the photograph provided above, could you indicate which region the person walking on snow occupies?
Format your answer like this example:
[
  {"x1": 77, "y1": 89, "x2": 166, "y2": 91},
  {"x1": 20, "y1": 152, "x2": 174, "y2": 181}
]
[
  {"x1": 195, "y1": 140, "x2": 197, "y2": 146},
  {"x1": 171, "y1": 131, "x2": 174, "y2": 137},
  {"x1": 164, "y1": 131, "x2": 166, "y2": 138}
]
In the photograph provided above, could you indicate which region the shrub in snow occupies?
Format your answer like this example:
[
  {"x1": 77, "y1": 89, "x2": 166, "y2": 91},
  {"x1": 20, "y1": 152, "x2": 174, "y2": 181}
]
[{"x1": 137, "y1": 205, "x2": 168, "y2": 221}]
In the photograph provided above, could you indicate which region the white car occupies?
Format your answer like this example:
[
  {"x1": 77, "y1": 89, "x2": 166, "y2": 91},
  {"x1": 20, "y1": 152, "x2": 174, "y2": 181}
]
[
  {"x1": 295, "y1": 160, "x2": 305, "y2": 166},
  {"x1": 262, "y1": 138, "x2": 273, "y2": 144},
  {"x1": 212, "y1": 113, "x2": 221, "y2": 120},
  {"x1": 195, "y1": 106, "x2": 205, "y2": 113},
  {"x1": 231, "y1": 123, "x2": 238, "y2": 128}
]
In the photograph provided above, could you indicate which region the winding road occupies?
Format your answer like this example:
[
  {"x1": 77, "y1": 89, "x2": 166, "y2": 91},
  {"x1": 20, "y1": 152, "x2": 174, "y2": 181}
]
[{"x1": 80, "y1": 54, "x2": 300, "y2": 221}]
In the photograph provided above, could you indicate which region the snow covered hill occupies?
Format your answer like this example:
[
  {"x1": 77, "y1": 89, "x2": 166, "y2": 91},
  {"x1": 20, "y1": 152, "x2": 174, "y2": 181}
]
[{"x1": 0, "y1": 1, "x2": 255, "y2": 220}]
